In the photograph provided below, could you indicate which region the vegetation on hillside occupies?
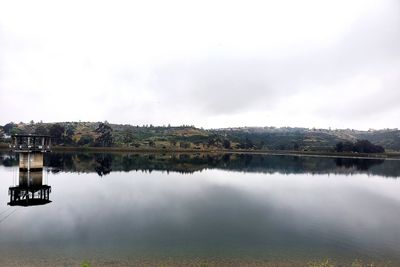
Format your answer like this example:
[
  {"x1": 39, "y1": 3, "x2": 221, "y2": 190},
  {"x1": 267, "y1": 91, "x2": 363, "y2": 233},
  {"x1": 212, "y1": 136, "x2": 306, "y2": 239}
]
[
  {"x1": 1, "y1": 121, "x2": 399, "y2": 152},
  {"x1": 335, "y1": 140, "x2": 385, "y2": 153}
]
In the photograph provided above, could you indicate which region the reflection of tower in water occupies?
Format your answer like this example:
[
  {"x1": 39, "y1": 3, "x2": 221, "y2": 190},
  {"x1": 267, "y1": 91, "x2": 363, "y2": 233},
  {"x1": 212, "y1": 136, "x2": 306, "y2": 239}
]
[
  {"x1": 8, "y1": 134, "x2": 52, "y2": 207},
  {"x1": 8, "y1": 170, "x2": 51, "y2": 206}
]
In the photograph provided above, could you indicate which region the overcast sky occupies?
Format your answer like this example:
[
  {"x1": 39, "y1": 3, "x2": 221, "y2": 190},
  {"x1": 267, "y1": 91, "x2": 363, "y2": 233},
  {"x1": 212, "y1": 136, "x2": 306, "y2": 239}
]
[{"x1": 0, "y1": 0, "x2": 399, "y2": 129}]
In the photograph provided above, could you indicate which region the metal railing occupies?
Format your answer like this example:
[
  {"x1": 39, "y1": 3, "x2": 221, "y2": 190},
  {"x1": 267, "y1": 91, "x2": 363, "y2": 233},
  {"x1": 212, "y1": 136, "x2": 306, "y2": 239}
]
[{"x1": 9, "y1": 144, "x2": 51, "y2": 152}]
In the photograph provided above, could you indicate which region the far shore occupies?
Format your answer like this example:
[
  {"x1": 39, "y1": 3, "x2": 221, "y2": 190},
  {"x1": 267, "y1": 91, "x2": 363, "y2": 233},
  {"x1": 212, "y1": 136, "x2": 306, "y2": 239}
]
[{"x1": 1, "y1": 143, "x2": 400, "y2": 160}]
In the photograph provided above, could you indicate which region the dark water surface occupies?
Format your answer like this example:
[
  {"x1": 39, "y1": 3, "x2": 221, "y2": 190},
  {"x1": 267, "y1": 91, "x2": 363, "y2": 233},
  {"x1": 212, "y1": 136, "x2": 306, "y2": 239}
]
[{"x1": 1, "y1": 152, "x2": 400, "y2": 266}]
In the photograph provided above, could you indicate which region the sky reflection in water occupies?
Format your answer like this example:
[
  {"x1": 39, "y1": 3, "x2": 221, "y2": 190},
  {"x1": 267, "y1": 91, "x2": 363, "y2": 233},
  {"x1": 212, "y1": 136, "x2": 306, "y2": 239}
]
[{"x1": 0, "y1": 152, "x2": 400, "y2": 264}]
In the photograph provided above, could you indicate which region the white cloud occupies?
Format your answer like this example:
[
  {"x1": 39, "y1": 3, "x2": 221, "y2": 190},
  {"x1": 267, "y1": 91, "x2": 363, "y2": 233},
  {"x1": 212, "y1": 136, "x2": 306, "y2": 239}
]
[{"x1": 0, "y1": 0, "x2": 399, "y2": 129}]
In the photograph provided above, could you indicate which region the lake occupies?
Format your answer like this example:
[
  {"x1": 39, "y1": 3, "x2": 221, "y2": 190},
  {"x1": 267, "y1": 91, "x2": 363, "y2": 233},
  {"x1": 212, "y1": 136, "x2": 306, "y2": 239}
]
[{"x1": 1, "y1": 152, "x2": 400, "y2": 266}]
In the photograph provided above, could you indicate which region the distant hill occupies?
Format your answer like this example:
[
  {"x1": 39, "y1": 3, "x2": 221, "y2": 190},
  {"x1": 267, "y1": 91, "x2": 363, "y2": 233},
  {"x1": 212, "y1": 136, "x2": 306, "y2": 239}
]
[{"x1": 1, "y1": 122, "x2": 399, "y2": 152}]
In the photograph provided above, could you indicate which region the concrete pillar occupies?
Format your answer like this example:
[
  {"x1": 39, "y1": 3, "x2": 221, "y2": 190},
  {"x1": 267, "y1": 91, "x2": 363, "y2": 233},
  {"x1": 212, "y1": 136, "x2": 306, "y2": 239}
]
[{"x1": 19, "y1": 153, "x2": 44, "y2": 171}]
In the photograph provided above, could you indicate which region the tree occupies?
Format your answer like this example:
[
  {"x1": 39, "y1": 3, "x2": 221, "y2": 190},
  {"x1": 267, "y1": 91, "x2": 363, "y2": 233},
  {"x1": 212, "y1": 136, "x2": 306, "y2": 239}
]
[
  {"x1": 0, "y1": 128, "x2": 4, "y2": 142},
  {"x1": 94, "y1": 123, "x2": 113, "y2": 147},
  {"x1": 64, "y1": 126, "x2": 75, "y2": 144},
  {"x1": 35, "y1": 124, "x2": 49, "y2": 135},
  {"x1": 335, "y1": 140, "x2": 384, "y2": 153},
  {"x1": 49, "y1": 124, "x2": 65, "y2": 144},
  {"x1": 77, "y1": 135, "x2": 94, "y2": 146},
  {"x1": 179, "y1": 142, "x2": 190, "y2": 149},
  {"x1": 3, "y1": 122, "x2": 16, "y2": 135},
  {"x1": 123, "y1": 130, "x2": 134, "y2": 144},
  {"x1": 257, "y1": 141, "x2": 265, "y2": 150},
  {"x1": 293, "y1": 142, "x2": 300, "y2": 151},
  {"x1": 335, "y1": 142, "x2": 344, "y2": 152},
  {"x1": 10, "y1": 127, "x2": 22, "y2": 135},
  {"x1": 223, "y1": 139, "x2": 231, "y2": 149},
  {"x1": 244, "y1": 137, "x2": 254, "y2": 149},
  {"x1": 207, "y1": 138, "x2": 216, "y2": 147},
  {"x1": 335, "y1": 141, "x2": 354, "y2": 152},
  {"x1": 353, "y1": 140, "x2": 384, "y2": 153}
]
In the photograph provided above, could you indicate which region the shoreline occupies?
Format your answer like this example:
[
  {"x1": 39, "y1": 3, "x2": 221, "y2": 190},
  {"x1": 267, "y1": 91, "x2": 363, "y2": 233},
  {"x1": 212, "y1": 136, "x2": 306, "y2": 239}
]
[{"x1": 1, "y1": 143, "x2": 400, "y2": 160}]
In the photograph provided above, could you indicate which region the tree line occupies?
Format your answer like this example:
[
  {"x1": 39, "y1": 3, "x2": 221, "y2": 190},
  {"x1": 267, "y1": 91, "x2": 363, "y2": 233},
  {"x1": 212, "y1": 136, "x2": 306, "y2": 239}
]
[
  {"x1": 0, "y1": 121, "x2": 390, "y2": 153},
  {"x1": 335, "y1": 140, "x2": 385, "y2": 153},
  {"x1": 1, "y1": 122, "x2": 113, "y2": 147}
]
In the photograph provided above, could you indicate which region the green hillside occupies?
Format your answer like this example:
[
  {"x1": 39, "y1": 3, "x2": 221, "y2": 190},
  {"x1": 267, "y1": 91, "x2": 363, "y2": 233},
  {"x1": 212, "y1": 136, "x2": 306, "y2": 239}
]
[{"x1": 1, "y1": 122, "x2": 399, "y2": 152}]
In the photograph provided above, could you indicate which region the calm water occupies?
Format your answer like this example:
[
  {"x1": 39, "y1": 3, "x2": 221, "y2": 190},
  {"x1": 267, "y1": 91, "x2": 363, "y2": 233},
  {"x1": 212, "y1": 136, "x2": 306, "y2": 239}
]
[{"x1": 1, "y1": 152, "x2": 400, "y2": 266}]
